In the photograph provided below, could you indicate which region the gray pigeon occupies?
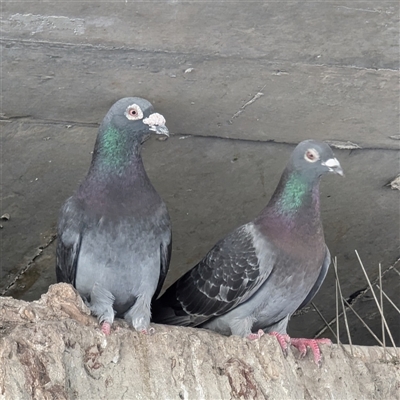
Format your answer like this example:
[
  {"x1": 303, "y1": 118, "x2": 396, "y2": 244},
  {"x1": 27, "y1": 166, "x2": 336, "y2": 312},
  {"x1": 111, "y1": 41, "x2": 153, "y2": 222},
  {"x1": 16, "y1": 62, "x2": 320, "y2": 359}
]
[
  {"x1": 152, "y1": 139, "x2": 343, "y2": 364},
  {"x1": 56, "y1": 97, "x2": 171, "y2": 335}
]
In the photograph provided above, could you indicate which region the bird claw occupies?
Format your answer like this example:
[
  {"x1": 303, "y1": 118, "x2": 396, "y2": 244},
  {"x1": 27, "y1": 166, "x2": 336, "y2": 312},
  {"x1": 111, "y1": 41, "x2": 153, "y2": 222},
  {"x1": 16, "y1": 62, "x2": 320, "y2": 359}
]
[
  {"x1": 246, "y1": 329, "x2": 265, "y2": 340},
  {"x1": 140, "y1": 327, "x2": 155, "y2": 335},
  {"x1": 269, "y1": 332, "x2": 291, "y2": 356},
  {"x1": 290, "y1": 338, "x2": 332, "y2": 365},
  {"x1": 269, "y1": 333, "x2": 330, "y2": 364},
  {"x1": 101, "y1": 322, "x2": 112, "y2": 336}
]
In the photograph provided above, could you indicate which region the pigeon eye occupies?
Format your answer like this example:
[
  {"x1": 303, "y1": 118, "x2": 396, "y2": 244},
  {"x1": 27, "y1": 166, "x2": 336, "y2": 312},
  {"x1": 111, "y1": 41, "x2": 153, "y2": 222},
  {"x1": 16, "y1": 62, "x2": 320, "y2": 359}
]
[
  {"x1": 125, "y1": 104, "x2": 143, "y2": 121},
  {"x1": 304, "y1": 149, "x2": 320, "y2": 163}
]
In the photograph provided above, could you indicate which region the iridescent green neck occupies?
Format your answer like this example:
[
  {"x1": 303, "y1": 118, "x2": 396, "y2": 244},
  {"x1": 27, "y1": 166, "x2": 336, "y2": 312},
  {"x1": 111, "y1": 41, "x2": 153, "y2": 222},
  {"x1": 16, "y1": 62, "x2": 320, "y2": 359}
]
[
  {"x1": 93, "y1": 126, "x2": 141, "y2": 172},
  {"x1": 263, "y1": 170, "x2": 320, "y2": 219},
  {"x1": 256, "y1": 168, "x2": 322, "y2": 233},
  {"x1": 278, "y1": 172, "x2": 309, "y2": 212}
]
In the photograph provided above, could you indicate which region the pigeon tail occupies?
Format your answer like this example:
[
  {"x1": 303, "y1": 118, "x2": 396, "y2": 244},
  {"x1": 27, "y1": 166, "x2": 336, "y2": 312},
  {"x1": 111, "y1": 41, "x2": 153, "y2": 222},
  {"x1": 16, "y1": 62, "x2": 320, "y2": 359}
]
[{"x1": 151, "y1": 301, "x2": 193, "y2": 327}]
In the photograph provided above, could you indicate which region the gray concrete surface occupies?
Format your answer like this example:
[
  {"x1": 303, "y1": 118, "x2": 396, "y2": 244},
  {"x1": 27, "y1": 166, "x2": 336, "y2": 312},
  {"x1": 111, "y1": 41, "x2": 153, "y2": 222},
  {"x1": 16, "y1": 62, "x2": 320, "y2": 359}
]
[{"x1": 1, "y1": 1, "x2": 399, "y2": 346}]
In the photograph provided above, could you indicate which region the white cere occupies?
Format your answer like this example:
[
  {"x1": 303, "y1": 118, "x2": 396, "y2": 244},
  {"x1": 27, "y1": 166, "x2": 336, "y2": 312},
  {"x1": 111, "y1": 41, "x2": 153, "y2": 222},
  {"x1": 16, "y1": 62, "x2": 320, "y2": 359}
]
[
  {"x1": 125, "y1": 104, "x2": 144, "y2": 121},
  {"x1": 304, "y1": 148, "x2": 320, "y2": 163},
  {"x1": 143, "y1": 113, "x2": 166, "y2": 127}
]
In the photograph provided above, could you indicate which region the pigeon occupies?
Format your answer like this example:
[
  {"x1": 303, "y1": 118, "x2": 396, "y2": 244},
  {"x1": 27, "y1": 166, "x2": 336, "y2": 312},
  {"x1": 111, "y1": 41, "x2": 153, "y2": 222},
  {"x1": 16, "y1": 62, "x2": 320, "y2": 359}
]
[
  {"x1": 152, "y1": 139, "x2": 343, "y2": 364},
  {"x1": 56, "y1": 97, "x2": 171, "y2": 335}
]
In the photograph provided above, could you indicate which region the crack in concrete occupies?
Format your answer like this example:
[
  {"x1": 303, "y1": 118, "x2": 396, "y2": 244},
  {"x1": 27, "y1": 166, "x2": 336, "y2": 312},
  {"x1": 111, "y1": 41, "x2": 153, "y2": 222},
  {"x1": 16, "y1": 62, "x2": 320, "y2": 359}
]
[
  {"x1": 337, "y1": 6, "x2": 387, "y2": 14},
  {"x1": 2, "y1": 117, "x2": 399, "y2": 151},
  {"x1": 0, "y1": 114, "x2": 32, "y2": 121},
  {"x1": 0, "y1": 115, "x2": 99, "y2": 128},
  {"x1": 229, "y1": 85, "x2": 266, "y2": 124},
  {"x1": 1, "y1": 38, "x2": 398, "y2": 72},
  {"x1": 1, "y1": 234, "x2": 57, "y2": 296}
]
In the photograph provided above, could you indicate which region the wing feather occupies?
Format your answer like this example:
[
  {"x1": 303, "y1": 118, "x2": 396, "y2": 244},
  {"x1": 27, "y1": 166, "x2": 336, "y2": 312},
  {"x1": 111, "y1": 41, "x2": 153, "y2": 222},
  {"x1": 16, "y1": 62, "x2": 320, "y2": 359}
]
[
  {"x1": 153, "y1": 223, "x2": 275, "y2": 326},
  {"x1": 56, "y1": 197, "x2": 84, "y2": 286},
  {"x1": 297, "y1": 246, "x2": 331, "y2": 310}
]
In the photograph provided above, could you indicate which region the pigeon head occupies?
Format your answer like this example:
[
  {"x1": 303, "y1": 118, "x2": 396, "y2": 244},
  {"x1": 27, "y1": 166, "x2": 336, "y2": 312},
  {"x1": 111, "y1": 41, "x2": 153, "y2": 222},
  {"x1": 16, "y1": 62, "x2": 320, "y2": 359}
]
[
  {"x1": 262, "y1": 140, "x2": 343, "y2": 218},
  {"x1": 91, "y1": 97, "x2": 169, "y2": 172},
  {"x1": 289, "y1": 140, "x2": 344, "y2": 178},
  {"x1": 100, "y1": 97, "x2": 169, "y2": 143}
]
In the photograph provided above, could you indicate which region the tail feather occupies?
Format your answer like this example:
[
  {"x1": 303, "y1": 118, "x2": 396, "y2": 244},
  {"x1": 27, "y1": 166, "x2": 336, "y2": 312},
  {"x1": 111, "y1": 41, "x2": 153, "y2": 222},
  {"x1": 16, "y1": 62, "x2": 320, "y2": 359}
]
[{"x1": 151, "y1": 300, "x2": 192, "y2": 326}]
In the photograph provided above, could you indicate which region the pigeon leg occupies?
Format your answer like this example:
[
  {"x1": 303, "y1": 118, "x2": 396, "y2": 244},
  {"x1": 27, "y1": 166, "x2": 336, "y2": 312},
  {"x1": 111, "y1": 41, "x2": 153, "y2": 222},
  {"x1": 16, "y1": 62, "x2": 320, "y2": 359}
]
[
  {"x1": 246, "y1": 329, "x2": 265, "y2": 340},
  {"x1": 88, "y1": 284, "x2": 115, "y2": 335},
  {"x1": 124, "y1": 294, "x2": 153, "y2": 334},
  {"x1": 290, "y1": 338, "x2": 332, "y2": 365},
  {"x1": 269, "y1": 331, "x2": 291, "y2": 355}
]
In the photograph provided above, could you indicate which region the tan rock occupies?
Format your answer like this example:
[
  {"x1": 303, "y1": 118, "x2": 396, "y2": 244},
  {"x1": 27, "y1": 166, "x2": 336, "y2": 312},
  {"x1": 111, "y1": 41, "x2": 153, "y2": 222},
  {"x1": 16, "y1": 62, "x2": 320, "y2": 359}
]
[{"x1": 0, "y1": 284, "x2": 398, "y2": 400}]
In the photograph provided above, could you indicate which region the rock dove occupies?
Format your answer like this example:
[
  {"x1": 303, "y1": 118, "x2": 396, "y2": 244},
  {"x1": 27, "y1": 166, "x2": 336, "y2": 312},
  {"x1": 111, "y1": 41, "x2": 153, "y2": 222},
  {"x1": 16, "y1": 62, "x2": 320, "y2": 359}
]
[
  {"x1": 56, "y1": 97, "x2": 171, "y2": 335},
  {"x1": 152, "y1": 139, "x2": 343, "y2": 364}
]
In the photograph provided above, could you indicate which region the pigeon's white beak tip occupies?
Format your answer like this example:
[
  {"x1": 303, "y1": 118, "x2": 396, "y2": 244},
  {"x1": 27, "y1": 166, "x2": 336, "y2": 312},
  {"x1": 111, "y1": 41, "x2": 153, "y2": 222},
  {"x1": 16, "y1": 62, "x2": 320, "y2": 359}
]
[
  {"x1": 335, "y1": 167, "x2": 345, "y2": 177},
  {"x1": 323, "y1": 158, "x2": 344, "y2": 177},
  {"x1": 151, "y1": 125, "x2": 169, "y2": 137}
]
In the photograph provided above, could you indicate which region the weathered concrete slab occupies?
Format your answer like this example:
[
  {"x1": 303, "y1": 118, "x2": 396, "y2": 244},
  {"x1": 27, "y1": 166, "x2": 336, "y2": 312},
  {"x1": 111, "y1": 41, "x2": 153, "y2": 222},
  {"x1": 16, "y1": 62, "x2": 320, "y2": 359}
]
[
  {"x1": 1, "y1": 41, "x2": 398, "y2": 148},
  {"x1": 2, "y1": 2, "x2": 398, "y2": 69}
]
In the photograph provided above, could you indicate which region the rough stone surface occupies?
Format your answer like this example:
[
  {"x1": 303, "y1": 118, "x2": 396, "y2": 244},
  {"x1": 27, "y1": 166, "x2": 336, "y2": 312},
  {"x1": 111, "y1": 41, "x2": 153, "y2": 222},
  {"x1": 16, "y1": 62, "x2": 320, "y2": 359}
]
[{"x1": 0, "y1": 284, "x2": 399, "y2": 400}]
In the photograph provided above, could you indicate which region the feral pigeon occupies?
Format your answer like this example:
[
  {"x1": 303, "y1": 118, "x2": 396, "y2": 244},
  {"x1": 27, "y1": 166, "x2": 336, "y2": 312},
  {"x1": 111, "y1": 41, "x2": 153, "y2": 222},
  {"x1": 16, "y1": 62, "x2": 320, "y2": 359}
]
[
  {"x1": 56, "y1": 97, "x2": 171, "y2": 335},
  {"x1": 152, "y1": 140, "x2": 343, "y2": 364}
]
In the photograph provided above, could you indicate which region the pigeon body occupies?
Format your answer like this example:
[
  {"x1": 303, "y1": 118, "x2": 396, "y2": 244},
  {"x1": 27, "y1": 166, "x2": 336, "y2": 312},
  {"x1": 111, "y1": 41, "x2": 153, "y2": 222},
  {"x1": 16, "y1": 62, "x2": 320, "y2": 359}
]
[
  {"x1": 57, "y1": 97, "x2": 171, "y2": 334},
  {"x1": 152, "y1": 140, "x2": 343, "y2": 361}
]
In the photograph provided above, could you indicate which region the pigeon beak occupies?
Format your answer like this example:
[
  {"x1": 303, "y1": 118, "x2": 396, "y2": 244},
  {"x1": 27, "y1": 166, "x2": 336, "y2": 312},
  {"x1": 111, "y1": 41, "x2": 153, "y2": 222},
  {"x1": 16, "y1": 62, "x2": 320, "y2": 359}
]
[
  {"x1": 143, "y1": 112, "x2": 170, "y2": 137},
  {"x1": 150, "y1": 124, "x2": 170, "y2": 137},
  {"x1": 323, "y1": 158, "x2": 344, "y2": 177}
]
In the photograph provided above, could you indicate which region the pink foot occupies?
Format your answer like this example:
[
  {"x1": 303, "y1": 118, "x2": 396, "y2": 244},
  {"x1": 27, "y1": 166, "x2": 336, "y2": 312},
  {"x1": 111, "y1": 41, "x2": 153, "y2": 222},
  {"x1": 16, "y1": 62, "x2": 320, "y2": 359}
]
[
  {"x1": 269, "y1": 331, "x2": 291, "y2": 355},
  {"x1": 101, "y1": 322, "x2": 111, "y2": 336},
  {"x1": 246, "y1": 329, "x2": 265, "y2": 340},
  {"x1": 290, "y1": 338, "x2": 332, "y2": 365},
  {"x1": 140, "y1": 327, "x2": 155, "y2": 335}
]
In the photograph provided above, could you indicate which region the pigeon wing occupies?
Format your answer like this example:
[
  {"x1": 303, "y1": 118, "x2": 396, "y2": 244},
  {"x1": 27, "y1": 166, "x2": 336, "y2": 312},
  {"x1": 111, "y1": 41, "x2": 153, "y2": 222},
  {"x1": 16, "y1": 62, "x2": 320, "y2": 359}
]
[
  {"x1": 297, "y1": 245, "x2": 331, "y2": 310},
  {"x1": 155, "y1": 223, "x2": 274, "y2": 326},
  {"x1": 56, "y1": 197, "x2": 84, "y2": 286},
  {"x1": 152, "y1": 227, "x2": 172, "y2": 302}
]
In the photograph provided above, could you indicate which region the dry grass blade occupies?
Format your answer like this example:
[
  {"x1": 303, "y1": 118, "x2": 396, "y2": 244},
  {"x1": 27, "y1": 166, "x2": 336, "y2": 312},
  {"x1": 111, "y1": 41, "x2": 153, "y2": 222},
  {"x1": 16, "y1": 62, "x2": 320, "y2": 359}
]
[
  {"x1": 333, "y1": 257, "x2": 353, "y2": 355},
  {"x1": 342, "y1": 298, "x2": 385, "y2": 348},
  {"x1": 311, "y1": 302, "x2": 350, "y2": 356},
  {"x1": 336, "y1": 275, "x2": 340, "y2": 346},
  {"x1": 379, "y1": 263, "x2": 386, "y2": 360},
  {"x1": 376, "y1": 285, "x2": 400, "y2": 314},
  {"x1": 342, "y1": 299, "x2": 397, "y2": 360},
  {"x1": 355, "y1": 250, "x2": 397, "y2": 350}
]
